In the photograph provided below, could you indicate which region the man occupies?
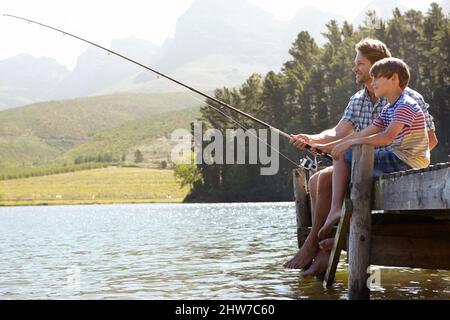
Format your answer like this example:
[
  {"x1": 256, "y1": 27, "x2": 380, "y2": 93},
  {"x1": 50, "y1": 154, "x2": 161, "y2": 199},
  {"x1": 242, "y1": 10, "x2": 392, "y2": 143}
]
[{"x1": 283, "y1": 38, "x2": 438, "y2": 276}]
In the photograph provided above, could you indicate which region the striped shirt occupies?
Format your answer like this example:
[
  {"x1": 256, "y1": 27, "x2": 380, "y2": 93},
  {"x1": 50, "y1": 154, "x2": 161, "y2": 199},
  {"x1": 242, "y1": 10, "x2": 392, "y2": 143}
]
[
  {"x1": 373, "y1": 93, "x2": 430, "y2": 169},
  {"x1": 341, "y1": 87, "x2": 435, "y2": 132}
]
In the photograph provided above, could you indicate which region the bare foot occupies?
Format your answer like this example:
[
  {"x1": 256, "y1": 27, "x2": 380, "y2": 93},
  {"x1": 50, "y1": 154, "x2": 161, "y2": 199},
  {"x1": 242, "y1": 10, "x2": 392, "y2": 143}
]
[
  {"x1": 319, "y1": 238, "x2": 334, "y2": 251},
  {"x1": 318, "y1": 209, "x2": 341, "y2": 240},
  {"x1": 283, "y1": 245, "x2": 318, "y2": 269},
  {"x1": 301, "y1": 248, "x2": 330, "y2": 277}
]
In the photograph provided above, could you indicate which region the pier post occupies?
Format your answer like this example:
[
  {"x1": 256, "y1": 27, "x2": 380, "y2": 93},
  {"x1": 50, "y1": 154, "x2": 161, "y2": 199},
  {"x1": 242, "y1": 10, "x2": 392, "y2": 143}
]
[
  {"x1": 348, "y1": 145, "x2": 374, "y2": 300},
  {"x1": 293, "y1": 169, "x2": 312, "y2": 248}
]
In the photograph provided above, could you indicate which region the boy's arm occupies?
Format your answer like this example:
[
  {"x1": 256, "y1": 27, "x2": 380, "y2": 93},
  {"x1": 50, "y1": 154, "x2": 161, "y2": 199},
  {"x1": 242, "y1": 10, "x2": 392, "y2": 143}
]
[
  {"x1": 331, "y1": 122, "x2": 405, "y2": 160},
  {"x1": 312, "y1": 123, "x2": 382, "y2": 153}
]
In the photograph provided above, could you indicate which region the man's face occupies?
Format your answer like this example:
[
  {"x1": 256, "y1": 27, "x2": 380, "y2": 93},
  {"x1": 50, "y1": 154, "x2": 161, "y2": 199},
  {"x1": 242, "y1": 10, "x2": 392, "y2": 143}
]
[{"x1": 352, "y1": 51, "x2": 372, "y2": 85}]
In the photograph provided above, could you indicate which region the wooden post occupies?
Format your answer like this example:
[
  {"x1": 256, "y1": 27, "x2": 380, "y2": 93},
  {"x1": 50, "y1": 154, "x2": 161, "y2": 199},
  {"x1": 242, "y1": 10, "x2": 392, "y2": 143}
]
[
  {"x1": 293, "y1": 169, "x2": 311, "y2": 248},
  {"x1": 323, "y1": 197, "x2": 353, "y2": 288},
  {"x1": 348, "y1": 145, "x2": 374, "y2": 300}
]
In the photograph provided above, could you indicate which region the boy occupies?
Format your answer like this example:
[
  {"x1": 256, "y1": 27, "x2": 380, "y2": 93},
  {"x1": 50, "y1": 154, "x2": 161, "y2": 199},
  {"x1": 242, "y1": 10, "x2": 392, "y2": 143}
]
[{"x1": 316, "y1": 57, "x2": 430, "y2": 239}]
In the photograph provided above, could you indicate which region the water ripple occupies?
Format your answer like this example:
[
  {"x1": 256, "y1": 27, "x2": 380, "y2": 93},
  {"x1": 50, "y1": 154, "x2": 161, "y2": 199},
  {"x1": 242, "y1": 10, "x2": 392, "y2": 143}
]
[{"x1": 0, "y1": 203, "x2": 449, "y2": 299}]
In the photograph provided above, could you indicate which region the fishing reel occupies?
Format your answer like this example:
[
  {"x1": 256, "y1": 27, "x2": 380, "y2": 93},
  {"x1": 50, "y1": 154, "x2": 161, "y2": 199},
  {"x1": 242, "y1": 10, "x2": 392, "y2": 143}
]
[{"x1": 299, "y1": 155, "x2": 319, "y2": 172}]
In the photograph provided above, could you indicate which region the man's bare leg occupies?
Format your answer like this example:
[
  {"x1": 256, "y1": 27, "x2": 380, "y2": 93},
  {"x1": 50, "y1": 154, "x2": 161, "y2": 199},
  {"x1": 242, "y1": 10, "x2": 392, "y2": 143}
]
[
  {"x1": 318, "y1": 159, "x2": 349, "y2": 240},
  {"x1": 284, "y1": 166, "x2": 333, "y2": 269}
]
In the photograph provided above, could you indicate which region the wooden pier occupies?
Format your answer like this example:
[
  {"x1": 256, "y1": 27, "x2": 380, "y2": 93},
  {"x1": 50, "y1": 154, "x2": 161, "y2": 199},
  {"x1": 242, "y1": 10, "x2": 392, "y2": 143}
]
[{"x1": 293, "y1": 145, "x2": 450, "y2": 300}]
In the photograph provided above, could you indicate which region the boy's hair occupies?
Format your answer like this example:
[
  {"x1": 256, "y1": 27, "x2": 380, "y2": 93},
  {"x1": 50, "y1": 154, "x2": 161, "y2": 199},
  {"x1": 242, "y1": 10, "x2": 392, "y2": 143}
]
[
  {"x1": 355, "y1": 38, "x2": 392, "y2": 64},
  {"x1": 370, "y1": 57, "x2": 410, "y2": 90}
]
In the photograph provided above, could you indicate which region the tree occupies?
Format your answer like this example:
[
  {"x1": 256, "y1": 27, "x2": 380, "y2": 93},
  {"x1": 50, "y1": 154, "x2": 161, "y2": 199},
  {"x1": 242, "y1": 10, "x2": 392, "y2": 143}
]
[
  {"x1": 134, "y1": 149, "x2": 144, "y2": 163},
  {"x1": 180, "y1": 3, "x2": 450, "y2": 202}
]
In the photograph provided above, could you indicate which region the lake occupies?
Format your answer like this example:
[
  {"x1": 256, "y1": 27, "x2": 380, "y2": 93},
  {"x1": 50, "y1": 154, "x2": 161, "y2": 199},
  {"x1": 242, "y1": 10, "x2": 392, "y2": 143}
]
[{"x1": 0, "y1": 202, "x2": 448, "y2": 299}]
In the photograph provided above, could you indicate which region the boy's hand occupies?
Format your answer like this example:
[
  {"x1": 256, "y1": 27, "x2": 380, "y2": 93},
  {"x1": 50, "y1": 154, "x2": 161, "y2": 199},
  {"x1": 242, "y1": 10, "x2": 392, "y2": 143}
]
[
  {"x1": 331, "y1": 142, "x2": 351, "y2": 160},
  {"x1": 309, "y1": 142, "x2": 328, "y2": 155},
  {"x1": 313, "y1": 142, "x2": 333, "y2": 154}
]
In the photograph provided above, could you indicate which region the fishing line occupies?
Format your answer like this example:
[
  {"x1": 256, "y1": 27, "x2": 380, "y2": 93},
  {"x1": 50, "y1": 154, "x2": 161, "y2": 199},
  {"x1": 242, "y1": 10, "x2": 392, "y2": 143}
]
[
  {"x1": 159, "y1": 76, "x2": 302, "y2": 167},
  {"x1": 3, "y1": 13, "x2": 332, "y2": 162}
]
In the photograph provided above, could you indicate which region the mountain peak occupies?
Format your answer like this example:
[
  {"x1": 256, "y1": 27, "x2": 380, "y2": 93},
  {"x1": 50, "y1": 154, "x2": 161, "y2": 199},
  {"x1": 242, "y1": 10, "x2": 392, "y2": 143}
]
[{"x1": 0, "y1": 54, "x2": 69, "y2": 109}]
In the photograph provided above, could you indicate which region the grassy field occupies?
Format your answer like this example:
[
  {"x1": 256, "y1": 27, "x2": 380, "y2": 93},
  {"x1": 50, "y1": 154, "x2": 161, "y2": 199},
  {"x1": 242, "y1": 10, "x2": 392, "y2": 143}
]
[{"x1": 0, "y1": 167, "x2": 189, "y2": 206}]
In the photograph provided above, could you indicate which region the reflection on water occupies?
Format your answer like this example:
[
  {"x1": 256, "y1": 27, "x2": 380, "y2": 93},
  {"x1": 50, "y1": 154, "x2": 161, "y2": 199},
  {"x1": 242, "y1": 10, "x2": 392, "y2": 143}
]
[{"x1": 0, "y1": 203, "x2": 448, "y2": 299}]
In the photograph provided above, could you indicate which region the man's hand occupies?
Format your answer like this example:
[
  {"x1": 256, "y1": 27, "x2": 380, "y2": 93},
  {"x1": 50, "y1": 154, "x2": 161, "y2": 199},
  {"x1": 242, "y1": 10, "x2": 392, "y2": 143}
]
[
  {"x1": 290, "y1": 134, "x2": 313, "y2": 150},
  {"x1": 331, "y1": 141, "x2": 352, "y2": 160}
]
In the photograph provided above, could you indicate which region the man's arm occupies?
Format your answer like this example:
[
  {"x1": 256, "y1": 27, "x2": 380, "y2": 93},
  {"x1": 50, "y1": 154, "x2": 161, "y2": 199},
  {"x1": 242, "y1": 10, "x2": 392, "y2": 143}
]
[
  {"x1": 406, "y1": 89, "x2": 437, "y2": 150},
  {"x1": 331, "y1": 122, "x2": 403, "y2": 160},
  {"x1": 428, "y1": 129, "x2": 438, "y2": 151},
  {"x1": 309, "y1": 120, "x2": 354, "y2": 143}
]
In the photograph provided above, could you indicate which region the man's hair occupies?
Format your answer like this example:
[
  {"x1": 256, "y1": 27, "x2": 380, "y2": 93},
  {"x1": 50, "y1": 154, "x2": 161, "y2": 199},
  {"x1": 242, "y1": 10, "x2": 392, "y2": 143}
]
[
  {"x1": 355, "y1": 38, "x2": 392, "y2": 64},
  {"x1": 370, "y1": 57, "x2": 410, "y2": 90}
]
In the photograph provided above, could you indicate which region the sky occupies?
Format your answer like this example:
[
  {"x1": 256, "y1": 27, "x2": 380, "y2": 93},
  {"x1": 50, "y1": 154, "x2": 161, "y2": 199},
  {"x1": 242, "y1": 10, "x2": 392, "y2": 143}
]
[{"x1": 0, "y1": 0, "x2": 440, "y2": 70}]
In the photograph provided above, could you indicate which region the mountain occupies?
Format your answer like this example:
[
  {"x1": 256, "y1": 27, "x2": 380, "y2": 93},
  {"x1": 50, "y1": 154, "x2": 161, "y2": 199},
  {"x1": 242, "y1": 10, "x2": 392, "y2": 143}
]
[
  {"x1": 1, "y1": 0, "x2": 431, "y2": 109},
  {"x1": 0, "y1": 54, "x2": 69, "y2": 109},
  {"x1": 287, "y1": 6, "x2": 345, "y2": 46},
  {"x1": 122, "y1": 1, "x2": 345, "y2": 94},
  {"x1": 50, "y1": 37, "x2": 159, "y2": 100},
  {"x1": 135, "y1": 0, "x2": 286, "y2": 88},
  {"x1": 158, "y1": 0, "x2": 284, "y2": 71},
  {"x1": 353, "y1": 0, "x2": 409, "y2": 27}
]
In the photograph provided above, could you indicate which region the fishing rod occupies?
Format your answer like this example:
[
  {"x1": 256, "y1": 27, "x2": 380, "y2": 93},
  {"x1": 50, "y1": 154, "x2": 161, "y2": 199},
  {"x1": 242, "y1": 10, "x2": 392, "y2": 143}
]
[{"x1": 3, "y1": 13, "x2": 332, "y2": 162}]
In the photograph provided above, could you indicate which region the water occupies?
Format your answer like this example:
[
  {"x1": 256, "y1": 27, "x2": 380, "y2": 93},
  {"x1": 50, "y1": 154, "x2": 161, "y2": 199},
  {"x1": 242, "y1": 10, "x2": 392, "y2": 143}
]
[{"x1": 0, "y1": 203, "x2": 448, "y2": 300}]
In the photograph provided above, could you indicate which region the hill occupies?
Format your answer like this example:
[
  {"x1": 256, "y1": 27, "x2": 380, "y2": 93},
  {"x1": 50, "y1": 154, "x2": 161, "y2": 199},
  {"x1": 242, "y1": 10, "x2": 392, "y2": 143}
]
[
  {"x1": 61, "y1": 106, "x2": 200, "y2": 164},
  {"x1": 0, "y1": 92, "x2": 201, "y2": 166}
]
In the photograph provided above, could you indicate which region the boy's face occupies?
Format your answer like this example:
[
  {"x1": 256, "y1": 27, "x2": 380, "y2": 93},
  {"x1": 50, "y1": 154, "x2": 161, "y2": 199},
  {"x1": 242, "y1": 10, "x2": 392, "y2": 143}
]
[
  {"x1": 352, "y1": 51, "x2": 372, "y2": 85},
  {"x1": 371, "y1": 75, "x2": 394, "y2": 98}
]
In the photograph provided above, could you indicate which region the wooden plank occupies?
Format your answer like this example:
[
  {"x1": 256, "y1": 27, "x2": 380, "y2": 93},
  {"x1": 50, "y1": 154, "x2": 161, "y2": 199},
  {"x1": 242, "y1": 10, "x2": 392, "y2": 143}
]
[
  {"x1": 372, "y1": 221, "x2": 450, "y2": 240},
  {"x1": 373, "y1": 165, "x2": 450, "y2": 210},
  {"x1": 370, "y1": 236, "x2": 450, "y2": 270},
  {"x1": 323, "y1": 198, "x2": 352, "y2": 288},
  {"x1": 372, "y1": 211, "x2": 450, "y2": 223},
  {"x1": 293, "y1": 169, "x2": 312, "y2": 248},
  {"x1": 348, "y1": 145, "x2": 374, "y2": 300}
]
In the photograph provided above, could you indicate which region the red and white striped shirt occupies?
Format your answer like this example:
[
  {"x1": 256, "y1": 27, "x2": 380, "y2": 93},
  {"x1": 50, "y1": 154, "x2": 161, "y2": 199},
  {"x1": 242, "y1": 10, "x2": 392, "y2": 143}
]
[{"x1": 373, "y1": 93, "x2": 430, "y2": 168}]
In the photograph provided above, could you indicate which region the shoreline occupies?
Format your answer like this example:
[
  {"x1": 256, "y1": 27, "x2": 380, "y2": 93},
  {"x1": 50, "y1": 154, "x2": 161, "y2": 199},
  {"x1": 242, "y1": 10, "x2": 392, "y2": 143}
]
[{"x1": 0, "y1": 198, "x2": 185, "y2": 207}]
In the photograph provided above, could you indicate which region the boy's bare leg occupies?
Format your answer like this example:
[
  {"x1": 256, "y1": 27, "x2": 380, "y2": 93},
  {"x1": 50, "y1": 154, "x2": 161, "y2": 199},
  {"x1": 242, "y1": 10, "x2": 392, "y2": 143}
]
[
  {"x1": 301, "y1": 248, "x2": 330, "y2": 277},
  {"x1": 318, "y1": 159, "x2": 349, "y2": 240},
  {"x1": 284, "y1": 166, "x2": 333, "y2": 269},
  {"x1": 300, "y1": 238, "x2": 335, "y2": 277}
]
